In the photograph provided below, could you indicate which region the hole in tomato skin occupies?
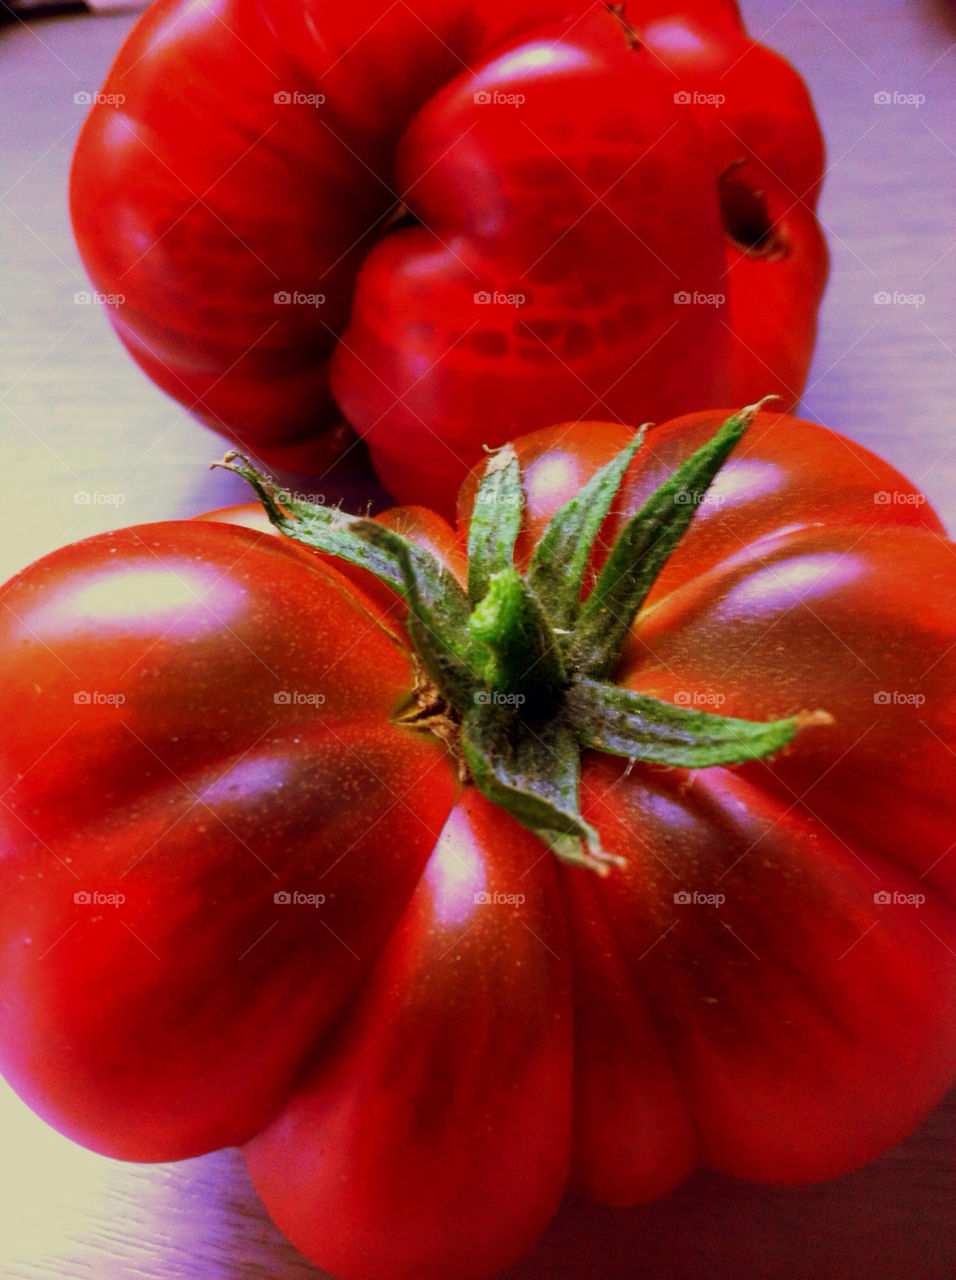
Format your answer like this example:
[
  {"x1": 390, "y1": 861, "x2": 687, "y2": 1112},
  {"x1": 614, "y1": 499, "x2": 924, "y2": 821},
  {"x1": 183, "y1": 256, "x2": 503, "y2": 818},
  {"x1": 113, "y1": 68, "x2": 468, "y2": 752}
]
[{"x1": 718, "y1": 161, "x2": 788, "y2": 261}]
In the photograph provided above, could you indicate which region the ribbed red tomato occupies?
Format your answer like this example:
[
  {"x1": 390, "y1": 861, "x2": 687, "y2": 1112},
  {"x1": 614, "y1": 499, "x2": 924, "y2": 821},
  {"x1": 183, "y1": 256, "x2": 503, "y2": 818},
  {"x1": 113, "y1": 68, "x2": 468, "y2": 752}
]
[
  {"x1": 70, "y1": 0, "x2": 827, "y2": 509},
  {"x1": 0, "y1": 409, "x2": 952, "y2": 1280}
]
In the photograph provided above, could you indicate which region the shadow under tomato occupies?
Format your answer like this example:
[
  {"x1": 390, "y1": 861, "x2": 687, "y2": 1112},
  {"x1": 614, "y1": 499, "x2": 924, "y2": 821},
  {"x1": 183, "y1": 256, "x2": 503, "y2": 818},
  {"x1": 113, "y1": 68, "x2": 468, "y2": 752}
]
[{"x1": 503, "y1": 1090, "x2": 955, "y2": 1280}]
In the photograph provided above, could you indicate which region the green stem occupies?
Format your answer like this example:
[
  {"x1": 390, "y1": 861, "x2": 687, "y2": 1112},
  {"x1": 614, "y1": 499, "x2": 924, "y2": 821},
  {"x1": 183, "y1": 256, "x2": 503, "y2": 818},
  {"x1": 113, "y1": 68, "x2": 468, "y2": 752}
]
[{"x1": 467, "y1": 568, "x2": 567, "y2": 707}]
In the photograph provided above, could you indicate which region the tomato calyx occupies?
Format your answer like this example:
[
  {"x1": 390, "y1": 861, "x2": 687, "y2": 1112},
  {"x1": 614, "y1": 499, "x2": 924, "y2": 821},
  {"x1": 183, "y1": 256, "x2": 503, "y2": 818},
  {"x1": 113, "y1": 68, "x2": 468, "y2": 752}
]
[
  {"x1": 394, "y1": 655, "x2": 461, "y2": 747},
  {"x1": 216, "y1": 399, "x2": 830, "y2": 873}
]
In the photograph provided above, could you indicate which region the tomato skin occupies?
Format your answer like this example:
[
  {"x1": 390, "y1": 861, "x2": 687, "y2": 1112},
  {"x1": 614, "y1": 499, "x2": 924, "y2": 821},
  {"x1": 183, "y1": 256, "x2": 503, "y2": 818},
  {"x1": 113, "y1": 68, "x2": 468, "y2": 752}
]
[
  {"x1": 572, "y1": 761, "x2": 956, "y2": 1195},
  {"x1": 0, "y1": 521, "x2": 455, "y2": 1160},
  {"x1": 460, "y1": 409, "x2": 945, "y2": 598},
  {"x1": 1, "y1": 410, "x2": 954, "y2": 1279},
  {"x1": 70, "y1": 0, "x2": 826, "y2": 510},
  {"x1": 463, "y1": 410, "x2": 956, "y2": 1206},
  {"x1": 631, "y1": 523, "x2": 956, "y2": 900},
  {"x1": 244, "y1": 791, "x2": 573, "y2": 1280}
]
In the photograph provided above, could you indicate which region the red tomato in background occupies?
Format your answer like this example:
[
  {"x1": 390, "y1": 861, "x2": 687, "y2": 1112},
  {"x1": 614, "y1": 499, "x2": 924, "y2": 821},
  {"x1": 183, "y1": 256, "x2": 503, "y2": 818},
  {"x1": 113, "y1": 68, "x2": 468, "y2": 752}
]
[
  {"x1": 69, "y1": 0, "x2": 827, "y2": 510},
  {"x1": 0, "y1": 410, "x2": 952, "y2": 1280}
]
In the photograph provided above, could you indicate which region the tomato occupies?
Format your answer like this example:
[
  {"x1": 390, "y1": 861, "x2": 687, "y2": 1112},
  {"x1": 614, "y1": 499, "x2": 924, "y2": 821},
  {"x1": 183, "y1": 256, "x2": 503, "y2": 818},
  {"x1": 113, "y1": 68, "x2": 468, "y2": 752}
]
[
  {"x1": 0, "y1": 407, "x2": 952, "y2": 1280},
  {"x1": 69, "y1": 0, "x2": 827, "y2": 509}
]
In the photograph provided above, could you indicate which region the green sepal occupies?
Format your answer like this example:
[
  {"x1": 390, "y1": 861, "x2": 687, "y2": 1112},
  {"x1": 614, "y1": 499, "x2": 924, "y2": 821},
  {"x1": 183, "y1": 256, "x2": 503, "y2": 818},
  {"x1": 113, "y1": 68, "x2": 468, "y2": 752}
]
[
  {"x1": 467, "y1": 568, "x2": 567, "y2": 704},
  {"x1": 213, "y1": 452, "x2": 467, "y2": 608},
  {"x1": 461, "y1": 701, "x2": 623, "y2": 873},
  {"x1": 567, "y1": 677, "x2": 828, "y2": 768},
  {"x1": 216, "y1": 403, "x2": 829, "y2": 880},
  {"x1": 466, "y1": 445, "x2": 524, "y2": 605},
  {"x1": 527, "y1": 429, "x2": 645, "y2": 631},
  {"x1": 348, "y1": 520, "x2": 477, "y2": 708},
  {"x1": 571, "y1": 398, "x2": 777, "y2": 678}
]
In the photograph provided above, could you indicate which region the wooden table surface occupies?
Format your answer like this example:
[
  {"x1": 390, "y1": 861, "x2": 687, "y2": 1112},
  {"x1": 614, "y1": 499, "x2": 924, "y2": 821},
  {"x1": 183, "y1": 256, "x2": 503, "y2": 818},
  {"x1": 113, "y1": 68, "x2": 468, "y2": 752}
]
[{"x1": 0, "y1": 1, "x2": 953, "y2": 1277}]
